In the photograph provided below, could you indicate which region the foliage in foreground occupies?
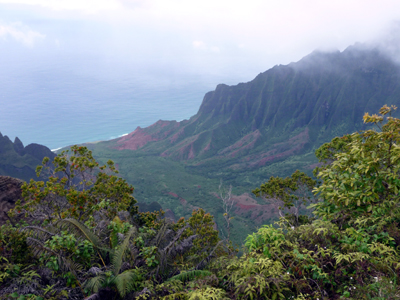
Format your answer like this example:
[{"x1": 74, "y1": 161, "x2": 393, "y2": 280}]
[{"x1": 1, "y1": 105, "x2": 400, "y2": 299}]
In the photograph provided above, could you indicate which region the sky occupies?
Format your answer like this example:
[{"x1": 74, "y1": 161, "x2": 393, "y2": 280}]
[
  {"x1": 1, "y1": 0, "x2": 400, "y2": 148},
  {"x1": 1, "y1": 0, "x2": 400, "y2": 78}
]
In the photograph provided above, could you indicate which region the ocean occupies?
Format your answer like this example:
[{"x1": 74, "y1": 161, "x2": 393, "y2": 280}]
[{"x1": 0, "y1": 55, "x2": 241, "y2": 150}]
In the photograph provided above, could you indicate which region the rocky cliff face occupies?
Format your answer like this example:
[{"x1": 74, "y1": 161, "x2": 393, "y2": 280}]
[
  {"x1": 0, "y1": 176, "x2": 23, "y2": 225},
  {"x1": 83, "y1": 44, "x2": 400, "y2": 243},
  {"x1": 0, "y1": 133, "x2": 56, "y2": 182},
  {"x1": 110, "y1": 45, "x2": 400, "y2": 173}
]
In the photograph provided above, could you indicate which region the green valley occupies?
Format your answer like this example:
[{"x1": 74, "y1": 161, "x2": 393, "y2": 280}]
[{"x1": 84, "y1": 44, "x2": 400, "y2": 244}]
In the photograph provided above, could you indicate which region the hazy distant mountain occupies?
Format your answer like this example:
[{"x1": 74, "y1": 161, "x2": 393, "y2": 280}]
[
  {"x1": 86, "y1": 44, "x2": 400, "y2": 243},
  {"x1": 0, "y1": 133, "x2": 55, "y2": 182},
  {"x1": 109, "y1": 44, "x2": 400, "y2": 173}
]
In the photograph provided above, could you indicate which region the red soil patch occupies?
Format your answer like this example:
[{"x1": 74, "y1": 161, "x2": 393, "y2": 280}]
[
  {"x1": 168, "y1": 192, "x2": 179, "y2": 198},
  {"x1": 187, "y1": 144, "x2": 195, "y2": 159},
  {"x1": 252, "y1": 144, "x2": 304, "y2": 167},
  {"x1": 149, "y1": 120, "x2": 170, "y2": 128},
  {"x1": 161, "y1": 134, "x2": 201, "y2": 159},
  {"x1": 115, "y1": 120, "x2": 181, "y2": 151},
  {"x1": 236, "y1": 203, "x2": 258, "y2": 210},
  {"x1": 212, "y1": 192, "x2": 279, "y2": 224},
  {"x1": 116, "y1": 127, "x2": 159, "y2": 150},
  {"x1": 219, "y1": 130, "x2": 261, "y2": 158},
  {"x1": 202, "y1": 140, "x2": 212, "y2": 153},
  {"x1": 167, "y1": 191, "x2": 187, "y2": 205},
  {"x1": 252, "y1": 128, "x2": 309, "y2": 167},
  {"x1": 169, "y1": 129, "x2": 185, "y2": 143},
  {"x1": 228, "y1": 127, "x2": 310, "y2": 169},
  {"x1": 275, "y1": 127, "x2": 309, "y2": 147}
]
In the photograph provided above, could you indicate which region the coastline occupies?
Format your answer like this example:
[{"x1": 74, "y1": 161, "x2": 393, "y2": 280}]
[{"x1": 51, "y1": 133, "x2": 129, "y2": 153}]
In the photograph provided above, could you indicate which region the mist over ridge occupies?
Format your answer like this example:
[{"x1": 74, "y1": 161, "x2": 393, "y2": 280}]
[
  {"x1": 2, "y1": 0, "x2": 400, "y2": 150},
  {"x1": 2, "y1": 37, "x2": 400, "y2": 246},
  {"x1": 93, "y1": 42, "x2": 400, "y2": 177}
]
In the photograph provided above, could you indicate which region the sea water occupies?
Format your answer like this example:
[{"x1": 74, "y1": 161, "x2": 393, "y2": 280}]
[{"x1": 0, "y1": 54, "x2": 234, "y2": 150}]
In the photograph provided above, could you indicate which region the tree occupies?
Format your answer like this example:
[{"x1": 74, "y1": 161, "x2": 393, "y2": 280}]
[
  {"x1": 253, "y1": 170, "x2": 316, "y2": 227},
  {"x1": 12, "y1": 145, "x2": 138, "y2": 224},
  {"x1": 175, "y1": 209, "x2": 221, "y2": 270},
  {"x1": 219, "y1": 181, "x2": 234, "y2": 241},
  {"x1": 312, "y1": 105, "x2": 400, "y2": 229}
]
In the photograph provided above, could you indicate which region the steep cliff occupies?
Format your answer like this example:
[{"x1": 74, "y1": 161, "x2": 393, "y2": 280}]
[
  {"x1": 111, "y1": 45, "x2": 400, "y2": 174},
  {"x1": 0, "y1": 133, "x2": 56, "y2": 181},
  {"x1": 85, "y1": 45, "x2": 400, "y2": 243}
]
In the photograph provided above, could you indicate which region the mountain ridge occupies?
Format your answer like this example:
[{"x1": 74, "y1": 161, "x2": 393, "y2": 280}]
[
  {"x1": 82, "y1": 44, "x2": 400, "y2": 243},
  {"x1": 0, "y1": 133, "x2": 56, "y2": 182},
  {"x1": 109, "y1": 44, "x2": 400, "y2": 173}
]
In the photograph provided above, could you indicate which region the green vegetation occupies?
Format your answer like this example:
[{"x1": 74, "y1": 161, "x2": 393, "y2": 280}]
[
  {"x1": 81, "y1": 46, "x2": 400, "y2": 245},
  {"x1": 253, "y1": 170, "x2": 316, "y2": 227},
  {"x1": 2, "y1": 106, "x2": 400, "y2": 299},
  {"x1": 82, "y1": 147, "x2": 259, "y2": 245}
]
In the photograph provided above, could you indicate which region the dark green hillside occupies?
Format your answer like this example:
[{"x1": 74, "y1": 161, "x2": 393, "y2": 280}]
[
  {"x1": 85, "y1": 45, "x2": 400, "y2": 244},
  {"x1": 108, "y1": 45, "x2": 400, "y2": 172},
  {"x1": 84, "y1": 141, "x2": 261, "y2": 243},
  {"x1": 3, "y1": 107, "x2": 400, "y2": 299},
  {"x1": 0, "y1": 133, "x2": 55, "y2": 182}
]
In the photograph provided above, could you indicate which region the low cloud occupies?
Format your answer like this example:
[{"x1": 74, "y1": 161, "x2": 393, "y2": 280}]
[
  {"x1": 370, "y1": 21, "x2": 400, "y2": 62},
  {"x1": 192, "y1": 40, "x2": 220, "y2": 53},
  {"x1": 0, "y1": 0, "x2": 125, "y2": 15},
  {"x1": 0, "y1": 22, "x2": 45, "y2": 47},
  {"x1": 192, "y1": 40, "x2": 206, "y2": 49},
  {"x1": 117, "y1": 0, "x2": 147, "y2": 9}
]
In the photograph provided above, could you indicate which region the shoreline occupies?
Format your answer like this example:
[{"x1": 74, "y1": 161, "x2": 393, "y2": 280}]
[{"x1": 51, "y1": 133, "x2": 129, "y2": 153}]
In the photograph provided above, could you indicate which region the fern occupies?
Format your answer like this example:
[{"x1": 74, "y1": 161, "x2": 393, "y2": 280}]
[
  {"x1": 151, "y1": 221, "x2": 169, "y2": 248},
  {"x1": 26, "y1": 236, "x2": 83, "y2": 278},
  {"x1": 57, "y1": 218, "x2": 106, "y2": 250},
  {"x1": 84, "y1": 227, "x2": 140, "y2": 298},
  {"x1": 84, "y1": 267, "x2": 141, "y2": 298},
  {"x1": 57, "y1": 218, "x2": 109, "y2": 266},
  {"x1": 84, "y1": 274, "x2": 105, "y2": 294},
  {"x1": 115, "y1": 269, "x2": 139, "y2": 298},
  {"x1": 21, "y1": 226, "x2": 56, "y2": 239},
  {"x1": 168, "y1": 270, "x2": 213, "y2": 283},
  {"x1": 111, "y1": 226, "x2": 137, "y2": 276}
]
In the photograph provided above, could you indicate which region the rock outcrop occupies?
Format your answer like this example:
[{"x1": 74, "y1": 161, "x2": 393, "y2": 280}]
[
  {"x1": 0, "y1": 133, "x2": 56, "y2": 182},
  {"x1": 0, "y1": 176, "x2": 23, "y2": 225},
  {"x1": 109, "y1": 44, "x2": 400, "y2": 174}
]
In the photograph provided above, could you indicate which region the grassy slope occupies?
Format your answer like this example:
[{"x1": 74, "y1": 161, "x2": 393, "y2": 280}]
[
  {"x1": 87, "y1": 138, "x2": 322, "y2": 245},
  {"x1": 86, "y1": 140, "x2": 261, "y2": 244},
  {"x1": 85, "y1": 46, "x2": 400, "y2": 245}
]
